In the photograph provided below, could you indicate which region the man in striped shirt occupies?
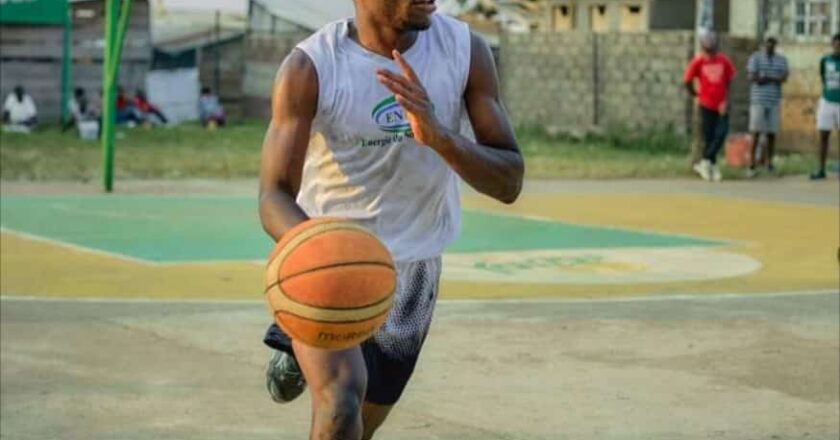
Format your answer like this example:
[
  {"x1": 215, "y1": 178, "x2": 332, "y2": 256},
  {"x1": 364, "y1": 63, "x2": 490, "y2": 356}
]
[{"x1": 747, "y1": 37, "x2": 789, "y2": 177}]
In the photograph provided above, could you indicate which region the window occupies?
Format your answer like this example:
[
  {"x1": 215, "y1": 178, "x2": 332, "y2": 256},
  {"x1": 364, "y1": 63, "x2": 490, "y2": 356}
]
[
  {"x1": 793, "y1": 0, "x2": 837, "y2": 36},
  {"x1": 620, "y1": 4, "x2": 645, "y2": 32},
  {"x1": 75, "y1": 8, "x2": 96, "y2": 19},
  {"x1": 552, "y1": 2, "x2": 575, "y2": 31},
  {"x1": 590, "y1": 4, "x2": 609, "y2": 33}
]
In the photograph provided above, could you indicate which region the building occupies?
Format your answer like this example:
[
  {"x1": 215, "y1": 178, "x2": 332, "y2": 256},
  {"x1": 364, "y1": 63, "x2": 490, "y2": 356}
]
[
  {"x1": 730, "y1": 0, "x2": 839, "y2": 151},
  {"x1": 248, "y1": 0, "x2": 355, "y2": 34},
  {"x1": 0, "y1": 0, "x2": 152, "y2": 122},
  {"x1": 543, "y1": 0, "x2": 730, "y2": 33},
  {"x1": 242, "y1": 0, "x2": 356, "y2": 118},
  {"x1": 729, "y1": 0, "x2": 839, "y2": 40}
]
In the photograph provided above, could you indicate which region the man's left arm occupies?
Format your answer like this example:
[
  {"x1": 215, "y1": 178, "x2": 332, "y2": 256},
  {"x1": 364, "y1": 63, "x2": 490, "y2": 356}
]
[
  {"x1": 376, "y1": 33, "x2": 524, "y2": 204},
  {"x1": 779, "y1": 57, "x2": 789, "y2": 83}
]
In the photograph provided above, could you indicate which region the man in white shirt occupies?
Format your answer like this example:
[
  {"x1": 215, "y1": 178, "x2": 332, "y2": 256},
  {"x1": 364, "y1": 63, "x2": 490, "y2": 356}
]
[{"x1": 3, "y1": 85, "x2": 38, "y2": 132}]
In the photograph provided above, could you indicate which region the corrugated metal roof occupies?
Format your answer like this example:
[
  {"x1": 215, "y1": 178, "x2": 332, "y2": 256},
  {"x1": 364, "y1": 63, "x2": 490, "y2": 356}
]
[
  {"x1": 252, "y1": 0, "x2": 355, "y2": 31},
  {"x1": 155, "y1": 28, "x2": 244, "y2": 54}
]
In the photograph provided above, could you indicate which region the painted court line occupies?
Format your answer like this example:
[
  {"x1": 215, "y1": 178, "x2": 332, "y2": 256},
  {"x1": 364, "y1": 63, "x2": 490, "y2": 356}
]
[
  {"x1": 1, "y1": 289, "x2": 836, "y2": 306},
  {"x1": 0, "y1": 228, "x2": 257, "y2": 267},
  {"x1": 0, "y1": 227, "x2": 161, "y2": 266},
  {"x1": 471, "y1": 208, "x2": 744, "y2": 247}
]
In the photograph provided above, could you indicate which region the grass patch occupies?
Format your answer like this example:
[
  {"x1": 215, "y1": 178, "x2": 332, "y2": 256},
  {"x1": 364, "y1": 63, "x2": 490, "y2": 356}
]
[{"x1": 0, "y1": 121, "x2": 818, "y2": 181}]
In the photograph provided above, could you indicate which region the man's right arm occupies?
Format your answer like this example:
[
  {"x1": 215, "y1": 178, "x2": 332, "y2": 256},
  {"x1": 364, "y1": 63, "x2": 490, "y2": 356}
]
[
  {"x1": 258, "y1": 49, "x2": 319, "y2": 241},
  {"x1": 820, "y1": 57, "x2": 826, "y2": 85},
  {"x1": 683, "y1": 59, "x2": 698, "y2": 97}
]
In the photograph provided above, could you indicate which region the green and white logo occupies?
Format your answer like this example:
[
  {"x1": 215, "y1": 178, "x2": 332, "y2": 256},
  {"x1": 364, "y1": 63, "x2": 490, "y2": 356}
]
[
  {"x1": 441, "y1": 211, "x2": 761, "y2": 285},
  {"x1": 371, "y1": 96, "x2": 411, "y2": 135}
]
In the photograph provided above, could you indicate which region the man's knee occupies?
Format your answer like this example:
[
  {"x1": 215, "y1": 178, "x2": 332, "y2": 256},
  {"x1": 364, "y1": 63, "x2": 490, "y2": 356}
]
[{"x1": 312, "y1": 387, "x2": 365, "y2": 439}]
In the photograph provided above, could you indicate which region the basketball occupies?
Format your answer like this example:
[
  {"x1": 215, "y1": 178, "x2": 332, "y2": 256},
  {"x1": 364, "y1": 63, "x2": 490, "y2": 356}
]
[{"x1": 264, "y1": 218, "x2": 396, "y2": 350}]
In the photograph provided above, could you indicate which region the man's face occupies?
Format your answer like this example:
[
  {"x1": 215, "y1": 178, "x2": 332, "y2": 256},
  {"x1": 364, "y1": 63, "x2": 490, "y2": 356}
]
[
  {"x1": 833, "y1": 38, "x2": 840, "y2": 56},
  {"x1": 765, "y1": 40, "x2": 777, "y2": 55},
  {"x1": 356, "y1": 0, "x2": 437, "y2": 31},
  {"x1": 701, "y1": 35, "x2": 717, "y2": 54}
]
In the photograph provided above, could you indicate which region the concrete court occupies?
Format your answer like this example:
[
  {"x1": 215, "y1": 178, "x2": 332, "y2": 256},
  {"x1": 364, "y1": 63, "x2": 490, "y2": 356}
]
[
  {"x1": 1, "y1": 292, "x2": 838, "y2": 440},
  {"x1": 1, "y1": 178, "x2": 838, "y2": 439}
]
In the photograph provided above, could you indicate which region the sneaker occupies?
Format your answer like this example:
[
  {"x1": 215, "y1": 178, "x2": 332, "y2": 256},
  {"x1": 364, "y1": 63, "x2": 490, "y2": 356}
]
[
  {"x1": 265, "y1": 350, "x2": 306, "y2": 404},
  {"x1": 745, "y1": 167, "x2": 758, "y2": 179},
  {"x1": 711, "y1": 164, "x2": 723, "y2": 182},
  {"x1": 766, "y1": 165, "x2": 777, "y2": 176},
  {"x1": 693, "y1": 160, "x2": 712, "y2": 181},
  {"x1": 810, "y1": 170, "x2": 827, "y2": 180}
]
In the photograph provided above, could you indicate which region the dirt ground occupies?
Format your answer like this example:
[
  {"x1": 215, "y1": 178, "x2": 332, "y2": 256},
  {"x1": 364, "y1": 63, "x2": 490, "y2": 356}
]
[
  {"x1": 1, "y1": 178, "x2": 838, "y2": 439},
  {"x1": 1, "y1": 293, "x2": 838, "y2": 440}
]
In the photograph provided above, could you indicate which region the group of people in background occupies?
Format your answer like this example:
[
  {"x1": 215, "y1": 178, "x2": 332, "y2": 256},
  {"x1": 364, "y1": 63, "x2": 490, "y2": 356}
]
[
  {"x1": 3, "y1": 84, "x2": 226, "y2": 135},
  {"x1": 684, "y1": 32, "x2": 840, "y2": 181},
  {"x1": 4, "y1": 33, "x2": 837, "y2": 180}
]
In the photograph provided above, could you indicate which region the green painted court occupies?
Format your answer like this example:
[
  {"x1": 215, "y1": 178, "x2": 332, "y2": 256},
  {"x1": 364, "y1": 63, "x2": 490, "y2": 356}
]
[{"x1": 0, "y1": 196, "x2": 719, "y2": 263}]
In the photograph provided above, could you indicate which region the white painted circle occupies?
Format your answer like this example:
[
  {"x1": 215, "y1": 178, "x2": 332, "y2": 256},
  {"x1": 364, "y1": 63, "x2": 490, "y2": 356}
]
[{"x1": 442, "y1": 247, "x2": 761, "y2": 284}]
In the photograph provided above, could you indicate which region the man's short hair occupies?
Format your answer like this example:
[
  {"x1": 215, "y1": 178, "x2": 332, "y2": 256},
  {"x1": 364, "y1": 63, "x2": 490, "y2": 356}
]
[
  {"x1": 833, "y1": 33, "x2": 840, "y2": 43},
  {"x1": 766, "y1": 36, "x2": 778, "y2": 45}
]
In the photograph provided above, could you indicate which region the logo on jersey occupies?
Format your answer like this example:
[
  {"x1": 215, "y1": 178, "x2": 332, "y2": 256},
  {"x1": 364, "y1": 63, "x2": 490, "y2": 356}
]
[{"x1": 371, "y1": 96, "x2": 412, "y2": 135}]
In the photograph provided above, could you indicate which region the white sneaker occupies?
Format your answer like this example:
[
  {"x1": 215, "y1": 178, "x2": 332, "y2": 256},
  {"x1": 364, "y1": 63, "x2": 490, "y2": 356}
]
[
  {"x1": 693, "y1": 160, "x2": 712, "y2": 181},
  {"x1": 711, "y1": 164, "x2": 722, "y2": 182}
]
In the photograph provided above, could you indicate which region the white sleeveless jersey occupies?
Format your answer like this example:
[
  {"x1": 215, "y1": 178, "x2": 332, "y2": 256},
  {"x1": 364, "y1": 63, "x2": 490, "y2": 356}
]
[{"x1": 295, "y1": 14, "x2": 471, "y2": 263}]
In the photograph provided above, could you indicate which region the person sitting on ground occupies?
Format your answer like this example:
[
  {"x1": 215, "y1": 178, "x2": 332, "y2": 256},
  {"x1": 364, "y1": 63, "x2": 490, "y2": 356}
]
[
  {"x1": 198, "y1": 87, "x2": 226, "y2": 128},
  {"x1": 2, "y1": 85, "x2": 38, "y2": 133},
  {"x1": 133, "y1": 89, "x2": 168, "y2": 125},
  {"x1": 116, "y1": 86, "x2": 140, "y2": 126},
  {"x1": 64, "y1": 87, "x2": 99, "y2": 131}
]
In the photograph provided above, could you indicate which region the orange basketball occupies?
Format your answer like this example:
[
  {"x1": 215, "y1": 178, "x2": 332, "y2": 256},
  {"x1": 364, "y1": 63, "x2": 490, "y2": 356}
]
[{"x1": 264, "y1": 218, "x2": 396, "y2": 350}]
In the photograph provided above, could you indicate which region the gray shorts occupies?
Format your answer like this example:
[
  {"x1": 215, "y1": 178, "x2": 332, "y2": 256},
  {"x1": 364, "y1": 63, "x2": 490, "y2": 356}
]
[
  {"x1": 749, "y1": 104, "x2": 781, "y2": 134},
  {"x1": 264, "y1": 257, "x2": 442, "y2": 405}
]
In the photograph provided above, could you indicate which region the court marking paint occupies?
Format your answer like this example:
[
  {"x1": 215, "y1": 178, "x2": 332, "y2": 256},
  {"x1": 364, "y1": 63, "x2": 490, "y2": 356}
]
[
  {"x1": 2, "y1": 289, "x2": 836, "y2": 305},
  {"x1": 0, "y1": 195, "x2": 762, "y2": 285},
  {"x1": 1, "y1": 192, "x2": 836, "y2": 299}
]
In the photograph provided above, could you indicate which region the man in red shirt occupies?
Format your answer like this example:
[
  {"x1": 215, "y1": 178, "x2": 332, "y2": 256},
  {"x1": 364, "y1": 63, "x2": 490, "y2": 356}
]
[{"x1": 683, "y1": 32, "x2": 736, "y2": 182}]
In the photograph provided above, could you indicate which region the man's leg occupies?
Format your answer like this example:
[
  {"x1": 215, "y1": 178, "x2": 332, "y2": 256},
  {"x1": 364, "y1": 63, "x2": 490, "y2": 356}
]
[
  {"x1": 710, "y1": 112, "x2": 729, "y2": 161},
  {"x1": 766, "y1": 133, "x2": 776, "y2": 171},
  {"x1": 694, "y1": 107, "x2": 715, "y2": 180},
  {"x1": 293, "y1": 340, "x2": 367, "y2": 440},
  {"x1": 361, "y1": 403, "x2": 393, "y2": 440},
  {"x1": 708, "y1": 112, "x2": 729, "y2": 181},
  {"x1": 811, "y1": 131, "x2": 831, "y2": 179},
  {"x1": 701, "y1": 108, "x2": 717, "y2": 161}
]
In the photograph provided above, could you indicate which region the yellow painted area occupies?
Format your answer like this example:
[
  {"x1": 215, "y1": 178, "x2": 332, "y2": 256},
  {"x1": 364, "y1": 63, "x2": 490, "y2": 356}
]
[
  {"x1": 1, "y1": 193, "x2": 837, "y2": 300},
  {"x1": 445, "y1": 194, "x2": 840, "y2": 298},
  {"x1": 0, "y1": 234, "x2": 264, "y2": 300}
]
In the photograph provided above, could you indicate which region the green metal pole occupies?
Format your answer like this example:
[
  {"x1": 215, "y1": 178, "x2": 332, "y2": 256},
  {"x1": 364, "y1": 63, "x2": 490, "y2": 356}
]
[
  {"x1": 101, "y1": 0, "x2": 118, "y2": 192},
  {"x1": 60, "y1": 1, "x2": 72, "y2": 125},
  {"x1": 110, "y1": 0, "x2": 134, "y2": 75}
]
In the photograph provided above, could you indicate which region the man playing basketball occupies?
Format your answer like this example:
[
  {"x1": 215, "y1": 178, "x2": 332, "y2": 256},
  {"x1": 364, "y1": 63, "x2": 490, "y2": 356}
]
[{"x1": 258, "y1": 1, "x2": 523, "y2": 438}]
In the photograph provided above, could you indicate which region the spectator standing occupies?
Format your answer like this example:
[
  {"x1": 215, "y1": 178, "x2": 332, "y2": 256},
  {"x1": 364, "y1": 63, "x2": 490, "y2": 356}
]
[
  {"x1": 811, "y1": 33, "x2": 840, "y2": 180},
  {"x1": 746, "y1": 37, "x2": 789, "y2": 177},
  {"x1": 683, "y1": 32, "x2": 736, "y2": 182}
]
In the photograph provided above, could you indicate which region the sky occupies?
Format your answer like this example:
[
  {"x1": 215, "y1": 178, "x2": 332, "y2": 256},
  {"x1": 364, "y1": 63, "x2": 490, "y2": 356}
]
[{"x1": 161, "y1": 0, "x2": 247, "y2": 14}]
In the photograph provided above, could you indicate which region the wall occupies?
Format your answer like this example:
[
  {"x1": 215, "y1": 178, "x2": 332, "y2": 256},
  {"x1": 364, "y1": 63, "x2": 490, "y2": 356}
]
[
  {"x1": 500, "y1": 30, "x2": 695, "y2": 134},
  {"x1": 241, "y1": 31, "x2": 310, "y2": 119},
  {"x1": 0, "y1": 0, "x2": 151, "y2": 122},
  {"x1": 198, "y1": 36, "x2": 245, "y2": 118}
]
